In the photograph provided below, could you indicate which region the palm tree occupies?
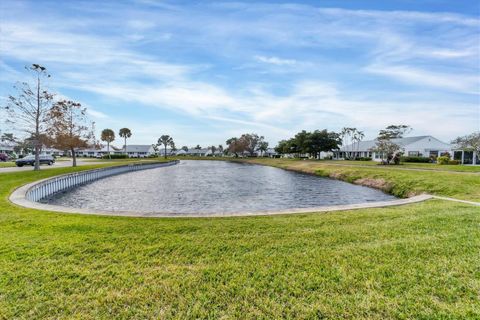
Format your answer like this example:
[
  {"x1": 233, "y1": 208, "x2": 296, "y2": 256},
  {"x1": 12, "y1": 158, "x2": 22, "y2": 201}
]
[
  {"x1": 101, "y1": 129, "x2": 115, "y2": 159},
  {"x1": 151, "y1": 144, "x2": 159, "y2": 156},
  {"x1": 158, "y1": 135, "x2": 174, "y2": 159},
  {"x1": 170, "y1": 142, "x2": 177, "y2": 155},
  {"x1": 181, "y1": 146, "x2": 189, "y2": 152},
  {"x1": 354, "y1": 130, "x2": 365, "y2": 159},
  {"x1": 218, "y1": 144, "x2": 224, "y2": 155},
  {"x1": 210, "y1": 145, "x2": 216, "y2": 156},
  {"x1": 119, "y1": 128, "x2": 132, "y2": 156},
  {"x1": 258, "y1": 141, "x2": 269, "y2": 157}
]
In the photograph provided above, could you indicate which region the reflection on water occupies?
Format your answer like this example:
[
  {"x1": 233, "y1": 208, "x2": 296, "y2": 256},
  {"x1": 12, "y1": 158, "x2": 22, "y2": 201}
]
[{"x1": 45, "y1": 160, "x2": 395, "y2": 215}]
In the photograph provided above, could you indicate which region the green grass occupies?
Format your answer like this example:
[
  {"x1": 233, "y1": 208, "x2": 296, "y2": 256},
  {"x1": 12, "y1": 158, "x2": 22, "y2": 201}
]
[
  {"x1": 0, "y1": 160, "x2": 479, "y2": 319},
  {"x1": 319, "y1": 159, "x2": 480, "y2": 172},
  {"x1": 0, "y1": 162, "x2": 16, "y2": 168},
  {"x1": 241, "y1": 158, "x2": 480, "y2": 201}
]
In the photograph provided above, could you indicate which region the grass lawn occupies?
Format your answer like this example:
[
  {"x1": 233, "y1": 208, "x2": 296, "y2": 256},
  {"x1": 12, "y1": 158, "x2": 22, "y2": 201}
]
[
  {"x1": 0, "y1": 162, "x2": 16, "y2": 168},
  {"x1": 0, "y1": 159, "x2": 479, "y2": 319},
  {"x1": 320, "y1": 159, "x2": 480, "y2": 172},
  {"x1": 241, "y1": 158, "x2": 480, "y2": 201}
]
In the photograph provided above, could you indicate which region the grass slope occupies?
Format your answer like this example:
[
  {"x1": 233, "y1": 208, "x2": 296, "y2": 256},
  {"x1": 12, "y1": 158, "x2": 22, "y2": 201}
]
[
  {"x1": 240, "y1": 158, "x2": 480, "y2": 201},
  {"x1": 0, "y1": 162, "x2": 16, "y2": 168},
  {"x1": 0, "y1": 160, "x2": 479, "y2": 319}
]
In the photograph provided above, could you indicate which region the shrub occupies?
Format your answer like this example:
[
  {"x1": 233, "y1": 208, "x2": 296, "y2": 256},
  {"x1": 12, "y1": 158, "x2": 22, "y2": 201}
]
[
  {"x1": 437, "y1": 156, "x2": 450, "y2": 165},
  {"x1": 102, "y1": 154, "x2": 128, "y2": 159},
  {"x1": 354, "y1": 157, "x2": 372, "y2": 161},
  {"x1": 448, "y1": 160, "x2": 460, "y2": 165},
  {"x1": 400, "y1": 156, "x2": 431, "y2": 163}
]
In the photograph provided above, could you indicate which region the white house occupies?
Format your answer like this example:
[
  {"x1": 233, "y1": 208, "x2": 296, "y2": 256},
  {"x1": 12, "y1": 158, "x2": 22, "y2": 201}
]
[
  {"x1": 205, "y1": 149, "x2": 224, "y2": 157},
  {"x1": 0, "y1": 143, "x2": 15, "y2": 155},
  {"x1": 183, "y1": 148, "x2": 209, "y2": 157},
  {"x1": 40, "y1": 147, "x2": 66, "y2": 157},
  {"x1": 75, "y1": 145, "x2": 115, "y2": 158},
  {"x1": 333, "y1": 135, "x2": 453, "y2": 161},
  {"x1": 124, "y1": 145, "x2": 155, "y2": 158},
  {"x1": 452, "y1": 149, "x2": 480, "y2": 165},
  {"x1": 1, "y1": 143, "x2": 65, "y2": 157}
]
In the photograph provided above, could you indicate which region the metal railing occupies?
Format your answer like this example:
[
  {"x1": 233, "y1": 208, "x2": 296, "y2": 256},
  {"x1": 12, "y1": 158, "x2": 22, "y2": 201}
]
[{"x1": 25, "y1": 160, "x2": 179, "y2": 202}]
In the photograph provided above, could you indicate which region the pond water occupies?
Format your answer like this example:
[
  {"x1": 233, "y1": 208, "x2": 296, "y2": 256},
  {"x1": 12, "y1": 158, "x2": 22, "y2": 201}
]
[{"x1": 45, "y1": 160, "x2": 395, "y2": 216}]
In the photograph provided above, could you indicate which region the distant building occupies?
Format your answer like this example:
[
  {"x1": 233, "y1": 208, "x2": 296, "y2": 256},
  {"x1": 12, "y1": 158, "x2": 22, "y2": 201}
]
[
  {"x1": 184, "y1": 148, "x2": 209, "y2": 157},
  {"x1": 123, "y1": 145, "x2": 156, "y2": 158},
  {"x1": 333, "y1": 135, "x2": 452, "y2": 161},
  {"x1": 75, "y1": 146, "x2": 115, "y2": 158},
  {"x1": 452, "y1": 149, "x2": 480, "y2": 165},
  {"x1": 0, "y1": 143, "x2": 15, "y2": 154},
  {"x1": 40, "y1": 147, "x2": 66, "y2": 157}
]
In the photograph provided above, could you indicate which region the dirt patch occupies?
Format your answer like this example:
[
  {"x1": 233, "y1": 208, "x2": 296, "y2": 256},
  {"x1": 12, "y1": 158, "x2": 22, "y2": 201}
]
[
  {"x1": 353, "y1": 178, "x2": 393, "y2": 193},
  {"x1": 329, "y1": 172, "x2": 347, "y2": 180},
  {"x1": 405, "y1": 190, "x2": 422, "y2": 198}
]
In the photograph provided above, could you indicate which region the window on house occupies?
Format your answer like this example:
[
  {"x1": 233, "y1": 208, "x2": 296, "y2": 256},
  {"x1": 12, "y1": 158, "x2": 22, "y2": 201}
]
[
  {"x1": 408, "y1": 151, "x2": 419, "y2": 156},
  {"x1": 464, "y1": 151, "x2": 473, "y2": 164},
  {"x1": 453, "y1": 151, "x2": 462, "y2": 161}
]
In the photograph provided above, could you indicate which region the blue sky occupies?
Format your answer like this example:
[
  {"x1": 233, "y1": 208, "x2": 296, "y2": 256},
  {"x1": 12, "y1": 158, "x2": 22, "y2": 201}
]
[{"x1": 1, "y1": 0, "x2": 479, "y2": 147}]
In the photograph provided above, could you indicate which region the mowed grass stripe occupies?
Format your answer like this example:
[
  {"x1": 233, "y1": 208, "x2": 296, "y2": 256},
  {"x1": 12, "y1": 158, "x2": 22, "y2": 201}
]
[{"x1": 0, "y1": 159, "x2": 479, "y2": 319}]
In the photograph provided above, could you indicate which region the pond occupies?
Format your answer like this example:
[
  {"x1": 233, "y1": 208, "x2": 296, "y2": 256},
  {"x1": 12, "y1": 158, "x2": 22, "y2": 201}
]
[{"x1": 44, "y1": 160, "x2": 395, "y2": 216}]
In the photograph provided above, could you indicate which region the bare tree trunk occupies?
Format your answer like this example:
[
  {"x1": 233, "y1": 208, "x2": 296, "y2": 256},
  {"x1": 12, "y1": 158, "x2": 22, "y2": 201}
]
[
  {"x1": 124, "y1": 137, "x2": 127, "y2": 156},
  {"x1": 164, "y1": 145, "x2": 167, "y2": 159},
  {"x1": 34, "y1": 74, "x2": 41, "y2": 171},
  {"x1": 71, "y1": 147, "x2": 77, "y2": 167},
  {"x1": 107, "y1": 142, "x2": 111, "y2": 159}
]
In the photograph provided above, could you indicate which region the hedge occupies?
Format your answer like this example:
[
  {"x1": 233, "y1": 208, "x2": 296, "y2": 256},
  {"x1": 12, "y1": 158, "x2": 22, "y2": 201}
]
[{"x1": 400, "y1": 156, "x2": 431, "y2": 163}]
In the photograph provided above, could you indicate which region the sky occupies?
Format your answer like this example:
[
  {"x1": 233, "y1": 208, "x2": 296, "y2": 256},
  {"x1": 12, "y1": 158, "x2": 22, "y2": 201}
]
[{"x1": 1, "y1": 0, "x2": 479, "y2": 148}]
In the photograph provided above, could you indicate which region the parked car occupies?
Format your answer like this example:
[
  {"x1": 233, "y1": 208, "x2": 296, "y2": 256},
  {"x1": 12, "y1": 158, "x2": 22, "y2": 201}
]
[
  {"x1": 15, "y1": 155, "x2": 55, "y2": 167},
  {"x1": 0, "y1": 153, "x2": 8, "y2": 162}
]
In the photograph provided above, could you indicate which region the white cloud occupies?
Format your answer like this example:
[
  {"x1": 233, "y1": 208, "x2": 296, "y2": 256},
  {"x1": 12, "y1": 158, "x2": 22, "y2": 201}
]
[
  {"x1": 365, "y1": 64, "x2": 480, "y2": 94},
  {"x1": 86, "y1": 109, "x2": 109, "y2": 119},
  {"x1": 0, "y1": 1, "x2": 478, "y2": 145},
  {"x1": 254, "y1": 55, "x2": 297, "y2": 66}
]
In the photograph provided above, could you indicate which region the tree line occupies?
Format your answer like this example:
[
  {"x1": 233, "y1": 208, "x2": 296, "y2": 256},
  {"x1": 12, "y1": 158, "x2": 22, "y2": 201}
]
[
  {"x1": 1, "y1": 64, "x2": 136, "y2": 169},
  {"x1": 274, "y1": 129, "x2": 342, "y2": 158}
]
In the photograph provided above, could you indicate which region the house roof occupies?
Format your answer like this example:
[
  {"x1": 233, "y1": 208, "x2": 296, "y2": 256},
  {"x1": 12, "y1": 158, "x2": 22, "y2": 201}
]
[
  {"x1": 338, "y1": 135, "x2": 450, "y2": 152},
  {"x1": 124, "y1": 145, "x2": 152, "y2": 153},
  {"x1": 0, "y1": 143, "x2": 14, "y2": 151},
  {"x1": 186, "y1": 148, "x2": 208, "y2": 154}
]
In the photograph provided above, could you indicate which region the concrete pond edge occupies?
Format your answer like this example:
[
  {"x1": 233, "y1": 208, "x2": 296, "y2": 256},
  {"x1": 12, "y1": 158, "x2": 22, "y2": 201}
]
[{"x1": 8, "y1": 160, "x2": 438, "y2": 218}]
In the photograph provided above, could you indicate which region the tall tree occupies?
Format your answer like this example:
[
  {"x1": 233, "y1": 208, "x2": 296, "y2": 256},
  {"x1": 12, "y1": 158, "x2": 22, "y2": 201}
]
[
  {"x1": 226, "y1": 137, "x2": 246, "y2": 157},
  {"x1": 378, "y1": 125, "x2": 411, "y2": 140},
  {"x1": 89, "y1": 122, "x2": 101, "y2": 149},
  {"x1": 101, "y1": 129, "x2": 115, "y2": 159},
  {"x1": 4, "y1": 64, "x2": 54, "y2": 170},
  {"x1": 119, "y1": 128, "x2": 132, "y2": 155},
  {"x1": 218, "y1": 144, "x2": 224, "y2": 155},
  {"x1": 0, "y1": 133, "x2": 17, "y2": 145},
  {"x1": 240, "y1": 133, "x2": 265, "y2": 156},
  {"x1": 452, "y1": 132, "x2": 480, "y2": 154},
  {"x1": 48, "y1": 100, "x2": 91, "y2": 167},
  {"x1": 307, "y1": 130, "x2": 341, "y2": 159},
  {"x1": 158, "y1": 135, "x2": 173, "y2": 159},
  {"x1": 373, "y1": 125, "x2": 411, "y2": 165},
  {"x1": 151, "y1": 144, "x2": 159, "y2": 156},
  {"x1": 210, "y1": 145, "x2": 217, "y2": 156},
  {"x1": 170, "y1": 142, "x2": 177, "y2": 154},
  {"x1": 353, "y1": 130, "x2": 365, "y2": 159},
  {"x1": 258, "y1": 141, "x2": 269, "y2": 157}
]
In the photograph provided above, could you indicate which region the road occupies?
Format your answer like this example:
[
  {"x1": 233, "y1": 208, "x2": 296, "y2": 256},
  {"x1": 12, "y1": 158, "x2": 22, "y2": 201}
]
[{"x1": 0, "y1": 159, "x2": 109, "y2": 173}]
